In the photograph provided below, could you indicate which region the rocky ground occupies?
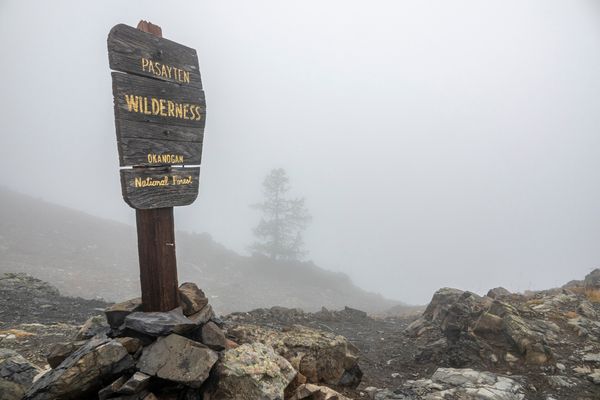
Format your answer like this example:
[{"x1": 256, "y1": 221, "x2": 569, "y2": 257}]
[{"x1": 1, "y1": 271, "x2": 600, "y2": 399}]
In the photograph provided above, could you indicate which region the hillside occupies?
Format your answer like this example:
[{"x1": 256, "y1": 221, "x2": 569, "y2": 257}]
[{"x1": 0, "y1": 188, "x2": 401, "y2": 314}]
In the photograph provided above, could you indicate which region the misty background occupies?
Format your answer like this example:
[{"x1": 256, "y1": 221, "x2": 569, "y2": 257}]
[{"x1": 1, "y1": 0, "x2": 599, "y2": 305}]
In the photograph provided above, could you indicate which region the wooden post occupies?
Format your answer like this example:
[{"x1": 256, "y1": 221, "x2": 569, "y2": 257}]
[{"x1": 135, "y1": 21, "x2": 179, "y2": 312}]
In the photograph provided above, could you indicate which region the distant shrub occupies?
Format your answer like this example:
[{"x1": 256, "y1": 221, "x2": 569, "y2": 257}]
[{"x1": 585, "y1": 289, "x2": 600, "y2": 303}]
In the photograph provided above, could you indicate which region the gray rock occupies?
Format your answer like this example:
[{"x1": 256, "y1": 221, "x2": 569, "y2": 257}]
[
  {"x1": 24, "y1": 338, "x2": 134, "y2": 400},
  {"x1": 98, "y1": 375, "x2": 127, "y2": 400},
  {"x1": 404, "y1": 368, "x2": 526, "y2": 400},
  {"x1": 46, "y1": 341, "x2": 86, "y2": 369},
  {"x1": 289, "y1": 383, "x2": 351, "y2": 399},
  {"x1": 578, "y1": 301, "x2": 598, "y2": 319},
  {"x1": 137, "y1": 334, "x2": 217, "y2": 388},
  {"x1": 487, "y1": 287, "x2": 512, "y2": 299},
  {"x1": 582, "y1": 353, "x2": 600, "y2": 363},
  {"x1": 76, "y1": 314, "x2": 110, "y2": 340},
  {"x1": 0, "y1": 378, "x2": 25, "y2": 400},
  {"x1": 201, "y1": 321, "x2": 227, "y2": 350},
  {"x1": 0, "y1": 348, "x2": 42, "y2": 390},
  {"x1": 178, "y1": 282, "x2": 209, "y2": 316},
  {"x1": 105, "y1": 298, "x2": 143, "y2": 329},
  {"x1": 584, "y1": 269, "x2": 600, "y2": 290},
  {"x1": 588, "y1": 369, "x2": 600, "y2": 385},
  {"x1": 206, "y1": 342, "x2": 296, "y2": 400},
  {"x1": 546, "y1": 375, "x2": 576, "y2": 388},
  {"x1": 188, "y1": 304, "x2": 215, "y2": 324},
  {"x1": 229, "y1": 323, "x2": 362, "y2": 387},
  {"x1": 124, "y1": 308, "x2": 197, "y2": 336},
  {"x1": 99, "y1": 372, "x2": 151, "y2": 399},
  {"x1": 116, "y1": 337, "x2": 143, "y2": 355},
  {"x1": 119, "y1": 372, "x2": 151, "y2": 394}
]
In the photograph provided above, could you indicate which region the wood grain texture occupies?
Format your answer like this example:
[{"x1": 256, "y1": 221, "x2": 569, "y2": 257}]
[
  {"x1": 136, "y1": 207, "x2": 179, "y2": 312},
  {"x1": 108, "y1": 23, "x2": 202, "y2": 88},
  {"x1": 116, "y1": 117, "x2": 204, "y2": 142},
  {"x1": 112, "y1": 72, "x2": 205, "y2": 128},
  {"x1": 120, "y1": 166, "x2": 200, "y2": 209}
]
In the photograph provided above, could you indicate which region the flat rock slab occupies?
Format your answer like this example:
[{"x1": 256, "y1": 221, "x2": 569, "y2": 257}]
[
  {"x1": 124, "y1": 308, "x2": 197, "y2": 336},
  {"x1": 24, "y1": 338, "x2": 134, "y2": 400},
  {"x1": 137, "y1": 334, "x2": 217, "y2": 388},
  {"x1": 290, "y1": 383, "x2": 351, "y2": 400},
  {"x1": 105, "y1": 298, "x2": 143, "y2": 329}
]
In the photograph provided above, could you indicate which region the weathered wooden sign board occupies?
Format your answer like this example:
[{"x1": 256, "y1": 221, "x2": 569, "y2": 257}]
[
  {"x1": 108, "y1": 23, "x2": 205, "y2": 209},
  {"x1": 107, "y1": 21, "x2": 205, "y2": 312}
]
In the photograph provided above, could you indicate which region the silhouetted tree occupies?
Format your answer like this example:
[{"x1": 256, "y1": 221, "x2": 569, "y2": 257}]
[{"x1": 250, "y1": 168, "x2": 311, "y2": 260}]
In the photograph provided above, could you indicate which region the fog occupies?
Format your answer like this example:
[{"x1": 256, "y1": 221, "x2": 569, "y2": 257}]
[{"x1": 1, "y1": 0, "x2": 599, "y2": 304}]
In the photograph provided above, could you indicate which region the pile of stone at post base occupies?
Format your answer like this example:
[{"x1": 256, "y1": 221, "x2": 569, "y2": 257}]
[{"x1": 22, "y1": 282, "x2": 361, "y2": 400}]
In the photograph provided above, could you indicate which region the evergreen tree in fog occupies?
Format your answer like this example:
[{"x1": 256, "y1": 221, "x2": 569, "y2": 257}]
[{"x1": 250, "y1": 168, "x2": 311, "y2": 260}]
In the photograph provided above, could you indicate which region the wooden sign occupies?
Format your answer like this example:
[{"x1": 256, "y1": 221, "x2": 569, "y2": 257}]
[
  {"x1": 108, "y1": 23, "x2": 205, "y2": 209},
  {"x1": 120, "y1": 167, "x2": 200, "y2": 209},
  {"x1": 108, "y1": 23, "x2": 202, "y2": 88},
  {"x1": 112, "y1": 72, "x2": 205, "y2": 167}
]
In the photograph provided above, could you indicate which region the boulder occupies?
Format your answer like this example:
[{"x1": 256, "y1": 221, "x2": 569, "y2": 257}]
[
  {"x1": 178, "y1": 283, "x2": 209, "y2": 316},
  {"x1": 206, "y1": 342, "x2": 296, "y2": 400},
  {"x1": 24, "y1": 338, "x2": 134, "y2": 400},
  {"x1": 137, "y1": 334, "x2": 217, "y2": 388},
  {"x1": 105, "y1": 298, "x2": 143, "y2": 329},
  {"x1": 124, "y1": 308, "x2": 197, "y2": 336},
  {"x1": 502, "y1": 314, "x2": 551, "y2": 364},
  {"x1": 422, "y1": 288, "x2": 466, "y2": 322},
  {"x1": 487, "y1": 287, "x2": 511, "y2": 299},
  {"x1": 229, "y1": 324, "x2": 362, "y2": 387},
  {"x1": 584, "y1": 269, "x2": 600, "y2": 290},
  {"x1": 289, "y1": 383, "x2": 351, "y2": 400},
  {"x1": 0, "y1": 348, "x2": 42, "y2": 394}
]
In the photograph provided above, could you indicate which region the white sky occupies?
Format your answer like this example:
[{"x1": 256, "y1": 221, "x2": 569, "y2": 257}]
[{"x1": 1, "y1": 0, "x2": 599, "y2": 303}]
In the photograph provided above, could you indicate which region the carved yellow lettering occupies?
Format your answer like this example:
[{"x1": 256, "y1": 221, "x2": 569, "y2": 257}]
[
  {"x1": 159, "y1": 99, "x2": 167, "y2": 116},
  {"x1": 165, "y1": 65, "x2": 172, "y2": 78},
  {"x1": 183, "y1": 70, "x2": 190, "y2": 84},
  {"x1": 147, "y1": 61, "x2": 155, "y2": 74},
  {"x1": 194, "y1": 105, "x2": 201, "y2": 120},
  {"x1": 183, "y1": 104, "x2": 189, "y2": 120},
  {"x1": 175, "y1": 104, "x2": 183, "y2": 119},
  {"x1": 124, "y1": 94, "x2": 139, "y2": 112},
  {"x1": 167, "y1": 100, "x2": 175, "y2": 117},
  {"x1": 142, "y1": 97, "x2": 151, "y2": 115},
  {"x1": 151, "y1": 98, "x2": 160, "y2": 115},
  {"x1": 141, "y1": 58, "x2": 149, "y2": 72}
]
